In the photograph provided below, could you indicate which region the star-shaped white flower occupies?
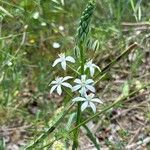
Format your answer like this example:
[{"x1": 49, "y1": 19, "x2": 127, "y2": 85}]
[
  {"x1": 84, "y1": 60, "x2": 100, "y2": 77},
  {"x1": 50, "y1": 76, "x2": 73, "y2": 95},
  {"x1": 52, "y1": 42, "x2": 60, "y2": 49},
  {"x1": 33, "y1": 12, "x2": 39, "y2": 19},
  {"x1": 72, "y1": 93, "x2": 103, "y2": 113},
  {"x1": 72, "y1": 75, "x2": 95, "y2": 95},
  {"x1": 52, "y1": 53, "x2": 75, "y2": 70}
]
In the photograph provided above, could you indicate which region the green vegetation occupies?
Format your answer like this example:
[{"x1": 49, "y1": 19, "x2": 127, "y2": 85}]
[{"x1": 0, "y1": 0, "x2": 150, "y2": 149}]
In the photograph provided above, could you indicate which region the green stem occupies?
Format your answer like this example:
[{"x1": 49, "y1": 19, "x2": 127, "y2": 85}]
[
  {"x1": 72, "y1": 42, "x2": 85, "y2": 150},
  {"x1": 72, "y1": 102, "x2": 82, "y2": 150},
  {"x1": 83, "y1": 124, "x2": 100, "y2": 150},
  {"x1": 80, "y1": 43, "x2": 85, "y2": 74},
  {"x1": 94, "y1": 42, "x2": 138, "y2": 80},
  {"x1": 63, "y1": 87, "x2": 72, "y2": 98},
  {"x1": 67, "y1": 64, "x2": 80, "y2": 75}
]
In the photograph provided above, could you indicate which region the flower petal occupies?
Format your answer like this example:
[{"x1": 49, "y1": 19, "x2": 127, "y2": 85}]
[
  {"x1": 61, "y1": 61, "x2": 67, "y2": 70},
  {"x1": 72, "y1": 85, "x2": 81, "y2": 92},
  {"x1": 72, "y1": 97, "x2": 86, "y2": 102},
  {"x1": 95, "y1": 65, "x2": 101, "y2": 71},
  {"x1": 81, "y1": 75, "x2": 86, "y2": 81},
  {"x1": 50, "y1": 85, "x2": 58, "y2": 94},
  {"x1": 81, "y1": 101, "x2": 88, "y2": 111},
  {"x1": 57, "y1": 85, "x2": 62, "y2": 95},
  {"x1": 84, "y1": 65, "x2": 87, "y2": 71},
  {"x1": 66, "y1": 56, "x2": 75, "y2": 63},
  {"x1": 89, "y1": 102, "x2": 96, "y2": 113},
  {"x1": 86, "y1": 60, "x2": 92, "y2": 67},
  {"x1": 79, "y1": 87, "x2": 87, "y2": 96},
  {"x1": 62, "y1": 82, "x2": 72, "y2": 89},
  {"x1": 85, "y1": 79, "x2": 94, "y2": 84},
  {"x1": 50, "y1": 80, "x2": 57, "y2": 85},
  {"x1": 62, "y1": 76, "x2": 73, "y2": 82},
  {"x1": 52, "y1": 58, "x2": 62, "y2": 67},
  {"x1": 74, "y1": 79, "x2": 82, "y2": 84},
  {"x1": 86, "y1": 85, "x2": 95, "y2": 93},
  {"x1": 91, "y1": 98, "x2": 103, "y2": 104},
  {"x1": 89, "y1": 67, "x2": 95, "y2": 77}
]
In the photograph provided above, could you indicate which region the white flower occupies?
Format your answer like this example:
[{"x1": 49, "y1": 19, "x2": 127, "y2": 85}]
[
  {"x1": 50, "y1": 76, "x2": 73, "y2": 95},
  {"x1": 84, "y1": 60, "x2": 100, "y2": 77},
  {"x1": 52, "y1": 53, "x2": 75, "y2": 70},
  {"x1": 41, "y1": 22, "x2": 47, "y2": 26},
  {"x1": 6, "y1": 60, "x2": 12, "y2": 66},
  {"x1": 72, "y1": 75, "x2": 95, "y2": 95},
  {"x1": 72, "y1": 93, "x2": 103, "y2": 113},
  {"x1": 52, "y1": 42, "x2": 61, "y2": 49},
  {"x1": 58, "y1": 25, "x2": 64, "y2": 31},
  {"x1": 33, "y1": 12, "x2": 39, "y2": 19}
]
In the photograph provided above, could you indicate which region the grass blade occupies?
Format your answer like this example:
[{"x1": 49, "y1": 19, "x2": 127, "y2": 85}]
[
  {"x1": 83, "y1": 124, "x2": 100, "y2": 150},
  {"x1": 25, "y1": 101, "x2": 73, "y2": 150}
]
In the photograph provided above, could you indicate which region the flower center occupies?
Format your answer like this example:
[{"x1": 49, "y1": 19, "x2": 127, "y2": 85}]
[
  {"x1": 59, "y1": 54, "x2": 66, "y2": 61},
  {"x1": 58, "y1": 81, "x2": 62, "y2": 85},
  {"x1": 81, "y1": 82, "x2": 86, "y2": 87},
  {"x1": 56, "y1": 78, "x2": 63, "y2": 85}
]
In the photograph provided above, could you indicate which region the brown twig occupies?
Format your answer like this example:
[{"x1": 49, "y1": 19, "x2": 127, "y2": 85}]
[{"x1": 128, "y1": 126, "x2": 143, "y2": 145}]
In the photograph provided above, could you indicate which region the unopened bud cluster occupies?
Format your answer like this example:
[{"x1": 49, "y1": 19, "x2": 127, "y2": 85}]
[{"x1": 76, "y1": 0, "x2": 96, "y2": 43}]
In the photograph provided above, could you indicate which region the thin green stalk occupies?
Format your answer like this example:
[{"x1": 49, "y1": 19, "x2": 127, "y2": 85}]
[
  {"x1": 72, "y1": 102, "x2": 82, "y2": 150},
  {"x1": 63, "y1": 87, "x2": 72, "y2": 98},
  {"x1": 80, "y1": 43, "x2": 85, "y2": 74},
  {"x1": 94, "y1": 73, "x2": 106, "y2": 85},
  {"x1": 93, "y1": 43, "x2": 138, "y2": 85},
  {"x1": 72, "y1": 1, "x2": 96, "y2": 147},
  {"x1": 67, "y1": 64, "x2": 80, "y2": 75},
  {"x1": 83, "y1": 124, "x2": 100, "y2": 150},
  {"x1": 94, "y1": 42, "x2": 138, "y2": 80},
  {"x1": 72, "y1": 43, "x2": 85, "y2": 150},
  {"x1": 63, "y1": 87, "x2": 73, "y2": 105},
  {"x1": 37, "y1": 139, "x2": 57, "y2": 150}
]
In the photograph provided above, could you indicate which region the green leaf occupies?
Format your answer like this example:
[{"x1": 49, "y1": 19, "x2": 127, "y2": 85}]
[
  {"x1": 83, "y1": 124, "x2": 100, "y2": 150},
  {"x1": 51, "y1": 0, "x2": 60, "y2": 4},
  {"x1": 92, "y1": 40, "x2": 100, "y2": 52},
  {"x1": 66, "y1": 113, "x2": 76, "y2": 130},
  {"x1": 0, "y1": 137, "x2": 5, "y2": 150}
]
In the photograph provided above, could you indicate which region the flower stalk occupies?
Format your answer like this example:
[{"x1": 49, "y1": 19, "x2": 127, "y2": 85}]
[
  {"x1": 72, "y1": 42, "x2": 85, "y2": 150},
  {"x1": 72, "y1": 1, "x2": 96, "y2": 148}
]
